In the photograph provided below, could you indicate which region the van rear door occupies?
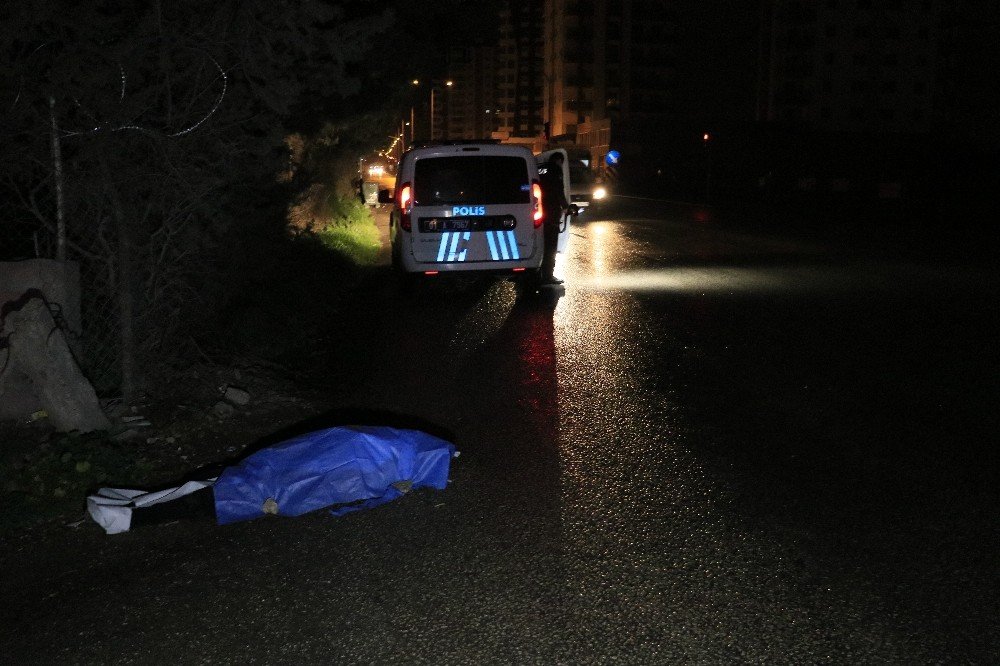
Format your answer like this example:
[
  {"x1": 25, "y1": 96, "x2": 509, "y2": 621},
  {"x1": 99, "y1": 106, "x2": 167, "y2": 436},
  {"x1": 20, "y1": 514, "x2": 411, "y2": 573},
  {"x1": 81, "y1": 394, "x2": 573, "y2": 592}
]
[{"x1": 409, "y1": 154, "x2": 538, "y2": 265}]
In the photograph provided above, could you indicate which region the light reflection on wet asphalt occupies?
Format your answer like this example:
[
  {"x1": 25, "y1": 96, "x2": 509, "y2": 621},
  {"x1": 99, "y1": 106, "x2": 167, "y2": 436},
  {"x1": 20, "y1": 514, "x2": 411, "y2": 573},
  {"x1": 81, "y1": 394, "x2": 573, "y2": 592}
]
[
  {"x1": 537, "y1": 208, "x2": 999, "y2": 660},
  {"x1": 342, "y1": 205, "x2": 999, "y2": 662},
  {"x1": 550, "y1": 217, "x2": 800, "y2": 660}
]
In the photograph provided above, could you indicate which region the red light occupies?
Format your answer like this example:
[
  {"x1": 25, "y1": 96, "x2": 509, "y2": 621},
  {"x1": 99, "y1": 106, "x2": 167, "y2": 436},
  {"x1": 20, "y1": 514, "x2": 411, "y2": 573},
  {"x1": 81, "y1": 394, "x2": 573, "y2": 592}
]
[
  {"x1": 532, "y1": 180, "x2": 543, "y2": 226},
  {"x1": 512, "y1": 267, "x2": 526, "y2": 272},
  {"x1": 399, "y1": 182, "x2": 412, "y2": 231},
  {"x1": 423, "y1": 270, "x2": 438, "y2": 275}
]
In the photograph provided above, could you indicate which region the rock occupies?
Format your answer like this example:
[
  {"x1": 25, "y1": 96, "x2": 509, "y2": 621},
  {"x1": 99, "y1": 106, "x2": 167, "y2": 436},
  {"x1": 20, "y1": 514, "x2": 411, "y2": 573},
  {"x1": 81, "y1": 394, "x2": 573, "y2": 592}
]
[
  {"x1": 212, "y1": 401, "x2": 235, "y2": 419},
  {"x1": 0, "y1": 294, "x2": 111, "y2": 432},
  {"x1": 223, "y1": 386, "x2": 251, "y2": 406}
]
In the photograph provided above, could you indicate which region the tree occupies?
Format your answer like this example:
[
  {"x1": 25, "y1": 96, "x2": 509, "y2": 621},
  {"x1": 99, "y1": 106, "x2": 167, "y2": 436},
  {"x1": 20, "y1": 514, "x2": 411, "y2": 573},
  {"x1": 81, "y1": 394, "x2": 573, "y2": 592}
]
[{"x1": 1, "y1": 0, "x2": 392, "y2": 401}]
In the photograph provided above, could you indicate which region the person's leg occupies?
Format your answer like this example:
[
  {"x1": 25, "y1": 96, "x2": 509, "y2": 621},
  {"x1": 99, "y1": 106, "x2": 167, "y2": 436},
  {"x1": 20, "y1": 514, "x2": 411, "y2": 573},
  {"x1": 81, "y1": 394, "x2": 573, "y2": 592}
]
[{"x1": 541, "y1": 220, "x2": 559, "y2": 281}]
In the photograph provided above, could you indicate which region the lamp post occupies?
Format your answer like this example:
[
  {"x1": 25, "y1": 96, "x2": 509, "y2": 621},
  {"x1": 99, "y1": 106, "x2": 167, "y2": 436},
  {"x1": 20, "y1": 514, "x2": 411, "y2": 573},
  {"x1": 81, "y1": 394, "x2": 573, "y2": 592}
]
[
  {"x1": 702, "y1": 132, "x2": 712, "y2": 202},
  {"x1": 410, "y1": 79, "x2": 419, "y2": 142},
  {"x1": 429, "y1": 87, "x2": 437, "y2": 140},
  {"x1": 410, "y1": 78, "x2": 453, "y2": 141},
  {"x1": 429, "y1": 80, "x2": 453, "y2": 141}
]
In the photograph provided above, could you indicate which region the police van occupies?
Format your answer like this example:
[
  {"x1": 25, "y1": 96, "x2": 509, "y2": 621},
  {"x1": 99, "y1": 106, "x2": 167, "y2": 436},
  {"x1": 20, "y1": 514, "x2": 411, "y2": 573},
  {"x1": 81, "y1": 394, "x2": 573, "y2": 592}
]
[{"x1": 379, "y1": 142, "x2": 544, "y2": 278}]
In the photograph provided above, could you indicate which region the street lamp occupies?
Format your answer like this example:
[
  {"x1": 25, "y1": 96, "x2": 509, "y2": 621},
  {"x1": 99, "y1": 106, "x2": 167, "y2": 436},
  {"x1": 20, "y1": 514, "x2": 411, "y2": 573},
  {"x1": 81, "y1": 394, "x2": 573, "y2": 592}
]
[
  {"x1": 702, "y1": 131, "x2": 712, "y2": 202},
  {"x1": 409, "y1": 80, "x2": 421, "y2": 142},
  {"x1": 410, "y1": 78, "x2": 454, "y2": 141}
]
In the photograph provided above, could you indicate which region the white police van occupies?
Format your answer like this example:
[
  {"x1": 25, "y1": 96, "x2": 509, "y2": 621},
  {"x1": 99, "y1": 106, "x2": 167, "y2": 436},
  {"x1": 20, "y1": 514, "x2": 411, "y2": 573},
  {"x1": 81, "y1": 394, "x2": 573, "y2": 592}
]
[{"x1": 380, "y1": 142, "x2": 544, "y2": 278}]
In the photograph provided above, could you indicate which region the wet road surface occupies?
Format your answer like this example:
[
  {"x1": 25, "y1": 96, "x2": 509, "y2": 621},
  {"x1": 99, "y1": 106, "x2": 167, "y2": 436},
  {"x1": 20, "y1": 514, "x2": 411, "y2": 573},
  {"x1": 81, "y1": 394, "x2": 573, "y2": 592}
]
[{"x1": 3, "y1": 197, "x2": 998, "y2": 663}]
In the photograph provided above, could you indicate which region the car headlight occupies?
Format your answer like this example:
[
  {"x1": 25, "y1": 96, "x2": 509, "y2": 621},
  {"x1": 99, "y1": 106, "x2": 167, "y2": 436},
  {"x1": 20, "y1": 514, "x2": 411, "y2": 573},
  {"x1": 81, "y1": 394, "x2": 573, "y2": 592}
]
[{"x1": 592, "y1": 186, "x2": 607, "y2": 200}]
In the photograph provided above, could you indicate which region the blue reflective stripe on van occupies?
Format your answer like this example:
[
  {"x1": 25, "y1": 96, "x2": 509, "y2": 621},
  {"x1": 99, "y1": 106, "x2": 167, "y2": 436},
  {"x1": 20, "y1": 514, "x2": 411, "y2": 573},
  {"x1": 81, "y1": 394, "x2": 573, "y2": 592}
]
[
  {"x1": 456, "y1": 232, "x2": 470, "y2": 261},
  {"x1": 447, "y1": 232, "x2": 461, "y2": 261},
  {"x1": 436, "y1": 233, "x2": 450, "y2": 262},
  {"x1": 506, "y1": 230, "x2": 519, "y2": 260},
  {"x1": 496, "y1": 231, "x2": 510, "y2": 260},
  {"x1": 485, "y1": 231, "x2": 500, "y2": 261}
]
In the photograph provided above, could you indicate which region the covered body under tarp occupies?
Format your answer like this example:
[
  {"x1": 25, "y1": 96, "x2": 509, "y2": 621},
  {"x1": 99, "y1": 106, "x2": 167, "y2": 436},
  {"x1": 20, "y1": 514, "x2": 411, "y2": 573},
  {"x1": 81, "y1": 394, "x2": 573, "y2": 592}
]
[
  {"x1": 213, "y1": 425, "x2": 455, "y2": 524},
  {"x1": 87, "y1": 426, "x2": 456, "y2": 533}
]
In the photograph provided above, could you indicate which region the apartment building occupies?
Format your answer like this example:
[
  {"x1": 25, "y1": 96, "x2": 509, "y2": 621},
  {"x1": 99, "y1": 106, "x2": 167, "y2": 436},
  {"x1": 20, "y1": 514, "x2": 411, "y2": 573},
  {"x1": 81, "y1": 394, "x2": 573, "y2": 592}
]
[
  {"x1": 495, "y1": 1, "x2": 546, "y2": 141},
  {"x1": 543, "y1": 0, "x2": 679, "y2": 169},
  {"x1": 544, "y1": 0, "x2": 677, "y2": 135},
  {"x1": 446, "y1": 45, "x2": 498, "y2": 140}
]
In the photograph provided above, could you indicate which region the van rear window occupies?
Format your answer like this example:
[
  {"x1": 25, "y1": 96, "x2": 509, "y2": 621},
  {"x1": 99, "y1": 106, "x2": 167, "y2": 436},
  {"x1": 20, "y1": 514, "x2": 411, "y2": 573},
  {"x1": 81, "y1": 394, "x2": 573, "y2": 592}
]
[{"x1": 413, "y1": 156, "x2": 530, "y2": 205}]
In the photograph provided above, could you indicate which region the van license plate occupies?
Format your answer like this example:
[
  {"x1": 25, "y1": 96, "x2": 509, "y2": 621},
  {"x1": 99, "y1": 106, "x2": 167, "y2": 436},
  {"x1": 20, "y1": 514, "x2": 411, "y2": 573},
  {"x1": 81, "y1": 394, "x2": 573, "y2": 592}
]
[{"x1": 419, "y1": 216, "x2": 516, "y2": 232}]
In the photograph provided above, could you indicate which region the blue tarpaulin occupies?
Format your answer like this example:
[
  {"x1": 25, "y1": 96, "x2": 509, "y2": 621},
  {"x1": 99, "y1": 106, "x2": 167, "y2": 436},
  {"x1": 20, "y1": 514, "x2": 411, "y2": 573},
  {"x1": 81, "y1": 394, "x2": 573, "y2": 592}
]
[{"x1": 213, "y1": 426, "x2": 456, "y2": 525}]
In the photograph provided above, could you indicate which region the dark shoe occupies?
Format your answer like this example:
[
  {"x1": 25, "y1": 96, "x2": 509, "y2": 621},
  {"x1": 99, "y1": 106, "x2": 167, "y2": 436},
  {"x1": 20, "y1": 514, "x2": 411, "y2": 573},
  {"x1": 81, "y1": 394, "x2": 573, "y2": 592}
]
[{"x1": 541, "y1": 277, "x2": 564, "y2": 285}]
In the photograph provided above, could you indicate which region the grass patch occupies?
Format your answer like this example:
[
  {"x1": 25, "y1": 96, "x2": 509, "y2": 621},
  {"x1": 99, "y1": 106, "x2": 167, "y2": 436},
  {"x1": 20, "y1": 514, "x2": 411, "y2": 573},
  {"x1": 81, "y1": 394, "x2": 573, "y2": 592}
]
[
  {"x1": 318, "y1": 223, "x2": 381, "y2": 265},
  {"x1": 1, "y1": 431, "x2": 153, "y2": 534},
  {"x1": 316, "y1": 195, "x2": 381, "y2": 266}
]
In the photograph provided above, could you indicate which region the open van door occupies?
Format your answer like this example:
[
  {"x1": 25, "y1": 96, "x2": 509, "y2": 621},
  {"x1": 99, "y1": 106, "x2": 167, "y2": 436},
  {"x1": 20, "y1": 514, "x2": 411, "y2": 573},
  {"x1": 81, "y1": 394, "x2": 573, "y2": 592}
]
[{"x1": 536, "y1": 149, "x2": 572, "y2": 253}]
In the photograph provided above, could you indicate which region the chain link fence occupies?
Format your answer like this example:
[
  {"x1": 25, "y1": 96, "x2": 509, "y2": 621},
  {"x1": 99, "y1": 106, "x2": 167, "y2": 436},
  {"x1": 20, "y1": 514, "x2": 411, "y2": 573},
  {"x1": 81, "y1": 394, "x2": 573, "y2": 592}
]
[
  {"x1": 74, "y1": 255, "x2": 123, "y2": 395},
  {"x1": 0, "y1": 219, "x2": 54, "y2": 263}
]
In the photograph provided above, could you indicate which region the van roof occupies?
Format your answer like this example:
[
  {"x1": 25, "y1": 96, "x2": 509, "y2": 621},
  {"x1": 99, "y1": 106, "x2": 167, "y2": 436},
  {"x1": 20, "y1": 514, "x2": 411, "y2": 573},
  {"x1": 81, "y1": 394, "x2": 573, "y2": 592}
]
[
  {"x1": 408, "y1": 139, "x2": 502, "y2": 148},
  {"x1": 403, "y1": 143, "x2": 533, "y2": 159}
]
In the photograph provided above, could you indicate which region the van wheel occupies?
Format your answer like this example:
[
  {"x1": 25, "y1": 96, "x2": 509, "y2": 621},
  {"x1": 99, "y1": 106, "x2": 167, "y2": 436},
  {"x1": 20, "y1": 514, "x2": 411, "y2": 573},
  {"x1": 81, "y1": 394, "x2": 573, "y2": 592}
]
[
  {"x1": 514, "y1": 268, "x2": 542, "y2": 295},
  {"x1": 390, "y1": 242, "x2": 401, "y2": 270}
]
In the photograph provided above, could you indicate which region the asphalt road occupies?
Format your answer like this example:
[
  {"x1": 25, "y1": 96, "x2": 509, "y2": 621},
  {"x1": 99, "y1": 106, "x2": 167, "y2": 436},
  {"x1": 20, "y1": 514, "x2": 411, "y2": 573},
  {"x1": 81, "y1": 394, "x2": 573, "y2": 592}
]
[{"x1": 3, "y1": 197, "x2": 998, "y2": 664}]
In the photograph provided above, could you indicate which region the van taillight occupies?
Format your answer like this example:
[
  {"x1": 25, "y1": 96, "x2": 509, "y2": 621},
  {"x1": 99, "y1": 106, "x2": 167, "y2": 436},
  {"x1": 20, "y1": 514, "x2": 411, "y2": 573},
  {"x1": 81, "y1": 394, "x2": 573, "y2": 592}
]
[
  {"x1": 532, "y1": 180, "x2": 543, "y2": 227},
  {"x1": 399, "y1": 183, "x2": 412, "y2": 231}
]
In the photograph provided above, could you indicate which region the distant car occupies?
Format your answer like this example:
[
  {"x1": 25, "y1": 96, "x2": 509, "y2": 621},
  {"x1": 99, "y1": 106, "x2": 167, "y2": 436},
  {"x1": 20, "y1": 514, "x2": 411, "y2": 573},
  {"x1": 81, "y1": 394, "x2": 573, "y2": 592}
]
[
  {"x1": 379, "y1": 141, "x2": 545, "y2": 279},
  {"x1": 568, "y1": 160, "x2": 608, "y2": 210}
]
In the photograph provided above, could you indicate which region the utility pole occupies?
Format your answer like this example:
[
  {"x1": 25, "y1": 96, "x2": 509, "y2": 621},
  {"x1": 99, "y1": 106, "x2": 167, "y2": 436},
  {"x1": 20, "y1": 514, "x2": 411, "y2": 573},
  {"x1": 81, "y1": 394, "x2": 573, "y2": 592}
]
[
  {"x1": 703, "y1": 133, "x2": 712, "y2": 202},
  {"x1": 49, "y1": 97, "x2": 66, "y2": 261},
  {"x1": 430, "y1": 87, "x2": 437, "y2": 141},
  {"x1": 429, "y1": 80, "x2": 453, "y2": 141}
]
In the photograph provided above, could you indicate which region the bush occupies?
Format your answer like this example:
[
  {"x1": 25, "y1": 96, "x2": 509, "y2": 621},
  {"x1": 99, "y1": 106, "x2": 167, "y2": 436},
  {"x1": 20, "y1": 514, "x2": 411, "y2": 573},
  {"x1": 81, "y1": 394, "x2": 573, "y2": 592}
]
[{"x1": 316, "y1": 195, "x2": 381, "y2": 266}]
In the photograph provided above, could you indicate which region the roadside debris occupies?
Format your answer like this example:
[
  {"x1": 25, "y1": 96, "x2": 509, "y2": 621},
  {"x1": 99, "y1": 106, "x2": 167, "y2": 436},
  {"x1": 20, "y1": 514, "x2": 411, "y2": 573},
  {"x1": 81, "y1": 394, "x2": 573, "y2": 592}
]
[
  {"x1": 222, "y1": 386, "x2": 251, "y2": 406},
  {"x1": 87, "y1": 480, "x2": 216, "y2": 535},
  {"x1": 86, "y1": 425, "x2": 457, "y2": 534},
  {"x1": 211, "y1": 401, "x2": 235, "y2": 419}
]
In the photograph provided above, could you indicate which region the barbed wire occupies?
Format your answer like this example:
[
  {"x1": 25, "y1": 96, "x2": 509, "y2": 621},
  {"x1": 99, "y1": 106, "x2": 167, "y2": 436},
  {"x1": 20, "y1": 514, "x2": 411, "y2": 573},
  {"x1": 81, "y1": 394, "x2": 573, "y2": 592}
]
[{"x1": 8, "y1": 39, "x2": 229, "y2": 143}]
